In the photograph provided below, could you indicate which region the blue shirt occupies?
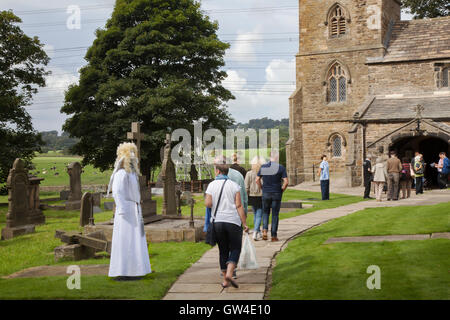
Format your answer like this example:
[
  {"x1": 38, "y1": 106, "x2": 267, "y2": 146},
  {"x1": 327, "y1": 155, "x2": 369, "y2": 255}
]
[
  {"x1": 320, "y1": 160, "x2": 329, "y2": 181},
  {"x1": 443, "y1": 157, "x2": 450, "y2": 175},
  {"x1": 257, "y1": 161, "x2": 287, "y2": 194},
  {"x1": 228, "y1": 168, "x2": 248, "y2": 214}
]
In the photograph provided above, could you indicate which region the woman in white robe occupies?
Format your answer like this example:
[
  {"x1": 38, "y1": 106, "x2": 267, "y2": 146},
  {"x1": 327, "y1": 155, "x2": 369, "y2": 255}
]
[{"x1": 107, "y1": 142, "x2": 152, "y2": 279}]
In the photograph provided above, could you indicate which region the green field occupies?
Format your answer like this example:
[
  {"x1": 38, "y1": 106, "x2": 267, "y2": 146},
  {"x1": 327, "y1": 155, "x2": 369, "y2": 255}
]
[
  {"x1": 269, "y1": 202, "x2": 450, "y2": 300},
  {"x1": 30, "y1": 156, "x2": 112, "y2": 187}
]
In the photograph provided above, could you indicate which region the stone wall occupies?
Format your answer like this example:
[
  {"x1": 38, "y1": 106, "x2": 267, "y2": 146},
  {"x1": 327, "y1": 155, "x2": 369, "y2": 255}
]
[
  {"x1": 368, "y1": 61, "x2": 437, "y2": 96},
  {"x1": 298, "y1": 0, "x2": 400, "y2": 54}
]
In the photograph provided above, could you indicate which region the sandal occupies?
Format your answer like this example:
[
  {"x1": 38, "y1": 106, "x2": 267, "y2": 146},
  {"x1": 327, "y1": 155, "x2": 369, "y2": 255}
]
[
  {"x1": 221, "y1": 282, "x2": 230, "y2": 288},
  {"x1": 225, "y1": 277, "x2": 239, "y2": 288}
]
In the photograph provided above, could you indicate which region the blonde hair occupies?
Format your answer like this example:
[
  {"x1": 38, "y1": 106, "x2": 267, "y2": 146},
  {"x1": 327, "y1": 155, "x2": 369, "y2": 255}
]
[
  {"x1": 115, "y1": 142, "x2": 140, "y2": 175},
  {"x1": 251, "y1": 156, "x2": 265, "y2": 173}
]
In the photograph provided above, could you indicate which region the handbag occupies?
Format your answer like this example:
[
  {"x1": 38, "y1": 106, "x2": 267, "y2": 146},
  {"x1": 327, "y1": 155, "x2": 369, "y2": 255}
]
[{"x1": 205, "y1": 179, "x2": 227, "y2": 246}]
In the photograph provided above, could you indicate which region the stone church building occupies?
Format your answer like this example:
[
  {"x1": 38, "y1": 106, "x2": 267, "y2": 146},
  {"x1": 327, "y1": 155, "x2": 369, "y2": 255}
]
[{"x1": 286, "y1": 0, "x2": 450, "y2": 187}]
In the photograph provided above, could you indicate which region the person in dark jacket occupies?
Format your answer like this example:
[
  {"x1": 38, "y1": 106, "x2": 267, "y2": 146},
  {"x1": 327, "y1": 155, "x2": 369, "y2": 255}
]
[{"x1": 363, "y1": 156, "x2": 373, "y2": 199}]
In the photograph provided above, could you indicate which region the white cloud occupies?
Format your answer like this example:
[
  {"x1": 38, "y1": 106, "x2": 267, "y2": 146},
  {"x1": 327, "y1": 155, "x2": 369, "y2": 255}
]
[
  {"x1": 28, "y1": 66, "x2": 79, "y2": 133},
  {"x1": 224, "y1": 58, "x2": 295, "y2": 123}
]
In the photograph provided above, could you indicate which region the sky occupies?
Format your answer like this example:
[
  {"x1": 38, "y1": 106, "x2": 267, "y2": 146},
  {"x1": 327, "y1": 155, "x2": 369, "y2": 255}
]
[{"x1": 2, "y1": 0, "x2": 413, "y2": 134}]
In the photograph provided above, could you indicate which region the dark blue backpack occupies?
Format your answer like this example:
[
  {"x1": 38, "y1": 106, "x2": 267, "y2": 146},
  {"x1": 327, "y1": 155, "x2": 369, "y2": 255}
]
[{"x1": 443, "y1": 158, "x2": 450, "y2": 175}]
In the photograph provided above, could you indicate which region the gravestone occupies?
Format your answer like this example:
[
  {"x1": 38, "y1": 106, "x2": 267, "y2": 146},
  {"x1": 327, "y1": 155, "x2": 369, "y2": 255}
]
[
  {"x1": 161, "y1": 134, "x2": 177, "y2": 215},
  {"x1": 66, "y1": 162, "x2": 82, "y2": 210},
  {"x1": 190, "y1": 164, "x2": 198, "y2": 181},
  {"x1": 60, "y1": 190, "x2": 70, "y2": 201},
  {"x1": 1, "y1": 159, "x2": 36, "y2": 240},
  {"x1": 154, "y1": 146, "x2": 165, "y2": 188},
  {"x1": 80, "y1": 192, "x2": 94, "y2": 227},
  {"x1": 104, "y1": 201, "x2": 114, "y2": 211},
  {"x1": 92, "y1": 192, "x2": 102, "y2": 213},
  {"x1": 28, "y1": 174, "x2": 45, "y2": 225}
]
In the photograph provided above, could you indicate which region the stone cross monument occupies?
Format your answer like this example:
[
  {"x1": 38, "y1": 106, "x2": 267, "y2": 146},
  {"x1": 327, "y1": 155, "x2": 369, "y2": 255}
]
[
  {"x1": 126, "y1": 122, "x2": 157, "y2": 220},
  {"x1": 66, "y1": 162, "x2": 82, "y2": 210},
  {"x1": 161, "y1": 133, "x2": 177, "y2": 215},
  {"x1": 1, "y1": 159, "x2": 36, "y2": 240}
]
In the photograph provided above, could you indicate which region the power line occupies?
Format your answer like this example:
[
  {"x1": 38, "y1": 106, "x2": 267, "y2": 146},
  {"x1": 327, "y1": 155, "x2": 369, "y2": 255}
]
[{"x1": 15, "y1": 5, "x2": 297, "y2": 16}]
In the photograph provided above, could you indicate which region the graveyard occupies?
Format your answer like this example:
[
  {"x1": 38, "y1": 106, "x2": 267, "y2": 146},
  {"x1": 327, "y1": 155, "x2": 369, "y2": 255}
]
[
  {"x1": 0, "y1": 156, "x2": 365, "y2": 299},
  {"x1": 1, "y1": 152, "x2": 448, "y2": 300},
  {"x1": 1, "y1": 0, "x2": 449, "y2": 307}
]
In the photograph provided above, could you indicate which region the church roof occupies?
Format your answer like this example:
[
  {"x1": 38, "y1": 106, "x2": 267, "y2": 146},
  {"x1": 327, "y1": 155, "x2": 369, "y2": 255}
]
[
  {"x1": 377, "y1": 17, "x2": 450, "y2": 63},
  {"x1": 357, "y1": 95, "x2": 450, "y2": 121}
]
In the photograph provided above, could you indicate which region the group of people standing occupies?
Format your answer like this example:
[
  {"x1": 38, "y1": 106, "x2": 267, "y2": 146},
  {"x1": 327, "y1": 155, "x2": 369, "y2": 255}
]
[
  {"x1": 107, "y1": 142, "x2": 289, "y2": 287},
  {"x1": 364, "y1": 151, "x2": 449, "y2": 202},
  {"x1": 203, "y1": 152, "x2": 288, "y2": 288}
]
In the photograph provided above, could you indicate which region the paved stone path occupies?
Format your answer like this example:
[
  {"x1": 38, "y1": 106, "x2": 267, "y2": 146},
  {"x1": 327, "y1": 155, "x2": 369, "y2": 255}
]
[{"x1": 163, "y1": 189, "x2": 450, "y2": 300}]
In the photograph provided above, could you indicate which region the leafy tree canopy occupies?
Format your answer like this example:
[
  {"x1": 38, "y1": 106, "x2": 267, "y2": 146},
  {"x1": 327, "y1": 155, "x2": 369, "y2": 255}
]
[
  {"x1": 0, "y1": 10, "x2": 49, "y2": 183},
  {"x1": 402, "y1": 0, "x2": 450, "y2": 19},
  {"x1": 62, "y1": 0, "x2": 234, "y2": 178}
]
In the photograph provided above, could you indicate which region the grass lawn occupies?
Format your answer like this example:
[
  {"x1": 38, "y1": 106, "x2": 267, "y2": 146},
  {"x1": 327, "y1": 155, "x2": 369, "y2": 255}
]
[
  {"x1": 31, "y1": 156, "x2": 112, "y2": 187},
  {"x1": 0, "y1": 189, "x2": 363, "y2": 299},
  {"x1": 269, "y1": 202, "x2": 450, "y2": 300}
]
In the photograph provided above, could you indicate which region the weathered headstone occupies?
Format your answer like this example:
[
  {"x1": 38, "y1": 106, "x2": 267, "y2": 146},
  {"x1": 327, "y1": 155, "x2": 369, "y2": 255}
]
[
  {"x1": 161, "y1": 133, "x2": 177, "y2": 215},
  {"x1": 60, "y1": 190, "x2": 70, "y2": 201},
  {"x1": 1, "y1": 159, "x2": 36, "y2": 240},
  {"x1": 54, "y1": 230, "x2": 111, "y2": 261},
  {"x1": 66, "y1": 162, "x2": 82, "y2": 210},
  {"x1": 92, "y1": 192, "x2": 102, "y2": 213},
  {"x1": 104, "y1": 201, "x2": 114, "y2": 211},
  {"x1": 80, "y1": 192, "x2": 94, "y2": 227},
  {"x1": 28, "y1": 174, "x2": 45, "y2": 225},
  {"x1": 190, "y1": 164, "x2": 198, "y2": 181}
]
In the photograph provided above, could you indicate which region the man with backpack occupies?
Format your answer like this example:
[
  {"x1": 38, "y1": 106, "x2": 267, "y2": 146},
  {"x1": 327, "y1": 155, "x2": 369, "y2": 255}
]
[
  {"x1": 400, "y1": 157, "x2": 412, "y2": 199},
  {"x1": 436, "y1": 152, "x2": 450, "y2": 189},
  {"x1": 413, "y1": 154, "x2": 425, "y2": 194}
]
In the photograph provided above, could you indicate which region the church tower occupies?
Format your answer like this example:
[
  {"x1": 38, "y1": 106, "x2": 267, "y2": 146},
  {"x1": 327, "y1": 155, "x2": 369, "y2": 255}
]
[{"x1": 286, "y1": 0, "x2": 401, "y2": 186}]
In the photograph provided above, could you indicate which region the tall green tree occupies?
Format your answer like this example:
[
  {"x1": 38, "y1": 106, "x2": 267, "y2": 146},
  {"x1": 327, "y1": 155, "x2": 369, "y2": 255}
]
[
  {"x1": 0, "y1": 11, "x2": 49, "y2": 184},
  {"x1": 402, "y1": 0, "x2": 450, "y2": 18},
  {"x1": 62, "y1": 0, "x2": 234, "y2": 178}
]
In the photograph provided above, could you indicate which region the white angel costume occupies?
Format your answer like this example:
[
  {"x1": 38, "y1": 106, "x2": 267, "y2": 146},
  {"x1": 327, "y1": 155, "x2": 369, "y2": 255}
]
[{"x1": 107, "y1": 147, "x2": 151, "y2": 277}]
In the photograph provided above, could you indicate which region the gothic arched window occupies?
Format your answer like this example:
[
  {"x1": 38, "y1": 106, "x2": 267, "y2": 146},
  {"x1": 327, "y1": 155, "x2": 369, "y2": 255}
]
[
  {"x1": 329, "y1": 5, "x2": 347, "y2": 38},
  {"x1": 332, "y1": 135, "x2": 342, "y2": 157},
  {"x1": 327, "y1": 63, "x2": 347, "y2": 103},
  {"x1": 443, "y1": 67, "x2": 449, "y2": 87}
]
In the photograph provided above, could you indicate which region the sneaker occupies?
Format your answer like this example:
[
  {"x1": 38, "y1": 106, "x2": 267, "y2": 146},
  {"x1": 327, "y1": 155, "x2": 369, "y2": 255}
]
[{"x1": 253, "y1": 231, "x2": 258, "y2": 241}]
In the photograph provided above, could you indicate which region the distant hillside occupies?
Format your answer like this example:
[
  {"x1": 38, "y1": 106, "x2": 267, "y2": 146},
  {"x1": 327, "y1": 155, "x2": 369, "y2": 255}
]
[
  {"x1": 40, "y1": 131, "x2": 79, "y2": 154},
  {"x1": 230, "y1": 117, "x2": 289, "y2": 130}
]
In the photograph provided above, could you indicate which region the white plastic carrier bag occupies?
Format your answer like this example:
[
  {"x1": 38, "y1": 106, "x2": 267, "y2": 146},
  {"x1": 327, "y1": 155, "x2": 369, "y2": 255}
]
[{"x1": 238, "y1": 232, "x2": 259, "y2": 270}]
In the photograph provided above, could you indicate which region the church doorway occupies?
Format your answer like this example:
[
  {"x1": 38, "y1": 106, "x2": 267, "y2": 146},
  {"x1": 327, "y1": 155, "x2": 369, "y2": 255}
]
[{"x1": 389, "y1": 136, "x2": 450, "y2": 188}]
